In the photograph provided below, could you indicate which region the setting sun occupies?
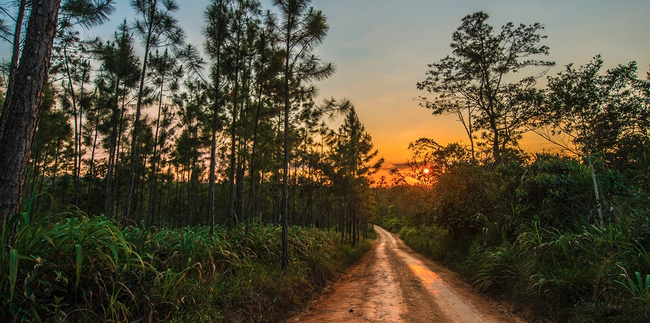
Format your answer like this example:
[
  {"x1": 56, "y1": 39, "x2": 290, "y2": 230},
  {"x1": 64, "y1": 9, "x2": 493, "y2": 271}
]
[{"x1": 423, "y1": 168, "x2": 430, "y2": 174}]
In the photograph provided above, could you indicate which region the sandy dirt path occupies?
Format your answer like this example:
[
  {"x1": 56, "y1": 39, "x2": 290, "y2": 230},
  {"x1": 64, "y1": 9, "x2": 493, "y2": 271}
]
[{"x1": 287, "y1": 226, "x2": 524, "y2": 323}]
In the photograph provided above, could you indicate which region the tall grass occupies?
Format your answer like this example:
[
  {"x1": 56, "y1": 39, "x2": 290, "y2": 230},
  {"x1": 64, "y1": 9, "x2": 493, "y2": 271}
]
[
  {"x1": 1, "y1": 209, "x2": 370, "y2": 322},
  {"x1": 438, "y1": 221, "x2": 650, "y2": 321}
]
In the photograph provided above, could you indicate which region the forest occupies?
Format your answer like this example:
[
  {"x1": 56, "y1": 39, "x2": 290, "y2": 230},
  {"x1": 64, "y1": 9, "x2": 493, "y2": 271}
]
[
  {"x1": 0, "y1": 0, "x2": 378, "y2": 321},
  {"x1": 1, "y1": 0, "x2": 650, "y2": 322}
]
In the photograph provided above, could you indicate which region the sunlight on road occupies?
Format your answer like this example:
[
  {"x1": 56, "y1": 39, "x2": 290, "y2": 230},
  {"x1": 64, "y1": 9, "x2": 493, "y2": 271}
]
[
  {"x1": 408, "y1": 264, "x2": 443, "y2": 294},
  {"x1": 375, "y1": 226, "x2": 490, "y2": 323}
]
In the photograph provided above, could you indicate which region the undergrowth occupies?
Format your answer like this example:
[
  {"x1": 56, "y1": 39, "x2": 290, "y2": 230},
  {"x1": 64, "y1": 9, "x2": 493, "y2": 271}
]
[
  {"x1": 383, "y1": 220, "x2": 650, "y2": 322},
  {"x1": 375, "y1": 154, "x2": 650, "y2": 322},
  {"x1": 0, "y1": 208, "x2": 370, "y2": 322}
]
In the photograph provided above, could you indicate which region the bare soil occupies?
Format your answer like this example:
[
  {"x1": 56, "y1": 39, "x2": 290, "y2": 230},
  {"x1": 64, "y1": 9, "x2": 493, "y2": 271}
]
[{"x1": 286, "y1": 226, "x2": 525, "y2": 322}]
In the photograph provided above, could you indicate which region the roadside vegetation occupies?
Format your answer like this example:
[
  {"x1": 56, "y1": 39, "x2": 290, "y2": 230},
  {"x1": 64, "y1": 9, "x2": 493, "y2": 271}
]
[
  {"x1": 377, "y1": 155, "x2": 650, "y2": 321},
  {"x1": 1, "y1": 205, "x2": 371, "y2": 322}
]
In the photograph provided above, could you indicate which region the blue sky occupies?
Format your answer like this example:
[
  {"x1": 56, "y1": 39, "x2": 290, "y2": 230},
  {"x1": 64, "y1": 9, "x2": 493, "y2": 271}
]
[{"x1": 10, "y1": 0, "x2": 650, "y2": 168}]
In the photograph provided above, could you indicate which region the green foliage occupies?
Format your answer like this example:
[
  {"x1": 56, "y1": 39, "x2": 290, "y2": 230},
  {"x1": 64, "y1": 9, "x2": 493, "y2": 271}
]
[
  {"x1": 326, "y1": 107, "x2": 383, "y2": 245},
  {"x1": 1, "y1": 210, "x2": 368, "y2": 322},
  {"x1": 428, "y1": 162, "x2": 522, "y2": 237},
  {"x1": 405, "y1": 9, "x2": 650, "y2": 323},
  {"x1": 619, "y1": 270, "x2": 650, "y2": 299},
  {"x1": 377, "y1": 151, "x2": 650, "y2": 321},
  {"x1": 516, "y1": 154, "x2": 594, "y2": 228},
  {"x1": 398, "y1": 225, "x2": 461, "y2": 264}
]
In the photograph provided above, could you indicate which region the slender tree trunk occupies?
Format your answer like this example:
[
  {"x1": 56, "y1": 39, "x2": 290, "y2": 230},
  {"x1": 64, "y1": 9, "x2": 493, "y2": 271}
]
[
  {"x1": 51, "y1": 143, "x2": 60, "y2": 200},
  {"x1": 466, "y1": 101, "x2": 475, "y2": 162},
  {"x1": 246, "y1": 80, "x2": 265, "y2": 237},
  {"x1": 0, "y1": 0, "x2": 27, "y2": 130},
  {"x1": 104, "y1": 80, "x2": 121, "y2": 217},
  {"x1": 75, "y1": 62, "x2": 89, "y2": 206},
  {"x1": 126, "y1": 0, "x2": 158, "y2": 220},
  {"x1": 114, "y1": 88, "x2": 128, "y2": 222},
  {"x1": 585, "y1": 149, "x2": 604, "y2": 226},
  {"x1": 281, "y1": 21, "x2": 292, "y2": 271},
  {"x1": 487, "y1": 103, "x2": 501, "y2": 163},
  {"x1": 62, "y1": 41, "x2": 82, "y2": 206},
  {"x1": 208, "y1": 114, "x2": 218, "y2": 234},
  {"x1": 174, "y1": 165, "x2": 180, "y2": 227},
  {"x1": 87, "y1": 122, "x2": 98, "y2": 214},
  {"x1": 228, "y1": 26, "x2": 243, "y2": 227},
  {"x1": 148, "y1": 80, "x2": 165, "y2": 226},
  {"x1": 0, "y1": 0, "x2": 62, "y2": 241},
  {"x1": 228, "y1": 102, "x2": 239, "y2": 226},
  {"x1": 36, "y1": 155, "x2": 47, "y2": 210},
  {"x1": 26, "y1": 148, "x2": 40, "y2": 207},
  {"x1": 209, "y1": 24, "x2": 224, "y2": 236}
]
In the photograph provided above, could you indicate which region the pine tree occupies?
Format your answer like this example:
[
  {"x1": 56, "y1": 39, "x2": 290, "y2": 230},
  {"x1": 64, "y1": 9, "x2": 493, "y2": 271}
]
[{"x1": 272, "y1": 0, "x2": 335, "y2": 270}]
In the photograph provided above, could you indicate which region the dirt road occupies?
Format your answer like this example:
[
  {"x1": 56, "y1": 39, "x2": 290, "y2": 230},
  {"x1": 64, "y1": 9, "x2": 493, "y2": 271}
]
[{"x1": 287, "y1": 226, "x2": 524, "y2": 322}]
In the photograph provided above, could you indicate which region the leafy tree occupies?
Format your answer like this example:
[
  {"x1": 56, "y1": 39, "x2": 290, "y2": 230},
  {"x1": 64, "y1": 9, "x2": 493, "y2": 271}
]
[
  {"x1": 417, "y1": 11, "x2": 553, "y2": 163},
  {"x1": 272, "y1": 0, "x2": 335, "y2": 270},
  {"x1": 542, "y1": 56, "x2": 650, "y2": 224}
]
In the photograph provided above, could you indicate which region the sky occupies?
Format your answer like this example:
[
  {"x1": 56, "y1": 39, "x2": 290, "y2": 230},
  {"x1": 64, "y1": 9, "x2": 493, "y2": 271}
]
[{"x1": 16, "y1": 0, "x2": 650, "y2": 176}]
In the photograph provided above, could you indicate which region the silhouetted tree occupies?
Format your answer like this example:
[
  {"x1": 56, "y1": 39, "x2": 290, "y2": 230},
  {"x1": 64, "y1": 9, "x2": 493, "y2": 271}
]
[
  {"x1": 204, "y1": 0, "x2": 230, "y2": 234},
  {"x1": 328, "y1": 107, "x2": 383, "y2": 245},
  {"x1": 417, "y1": 11, "x2": 553, "y2": 163},
  {"x1": 94, "y1": 22, "x2": 141, "y2": 218},
  {"x1": 542, "y1": 56, "x2": 650, "y2": 225},
  {"x1": 147, "y1": 49, "x2": 182, "y2": 225}
]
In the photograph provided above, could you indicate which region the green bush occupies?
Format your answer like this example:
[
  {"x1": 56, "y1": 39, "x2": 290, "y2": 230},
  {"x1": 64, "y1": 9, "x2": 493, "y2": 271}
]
[
  {"x1": 429, "y1": 162, "x2": 523, "y2": 238},
  {"x1": 516, "y1": 155, "x2": 595, "y2": 229}
]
